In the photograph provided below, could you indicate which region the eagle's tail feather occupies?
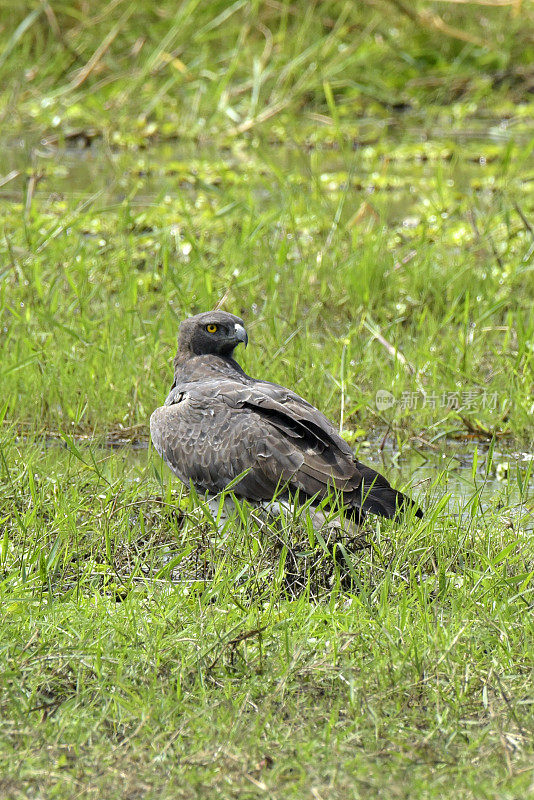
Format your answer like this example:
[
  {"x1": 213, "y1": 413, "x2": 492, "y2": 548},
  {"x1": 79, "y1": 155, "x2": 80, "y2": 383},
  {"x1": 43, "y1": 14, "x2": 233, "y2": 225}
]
[
  {"x1": 357, "y1": 486, "x2": 423, "y2": 520},
  {"x1": 348, "y1": 463, "x2": 423, "y2": 521}
]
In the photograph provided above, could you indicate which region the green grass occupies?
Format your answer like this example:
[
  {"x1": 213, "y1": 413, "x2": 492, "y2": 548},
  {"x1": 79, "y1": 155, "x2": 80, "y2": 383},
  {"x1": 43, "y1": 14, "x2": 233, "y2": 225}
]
[
  {"x1": 1, "y1": 435, "x2": 533, "y2": 798},
  {"x1": 1, "y1": 1, "x2": 534, "y2": 797}
]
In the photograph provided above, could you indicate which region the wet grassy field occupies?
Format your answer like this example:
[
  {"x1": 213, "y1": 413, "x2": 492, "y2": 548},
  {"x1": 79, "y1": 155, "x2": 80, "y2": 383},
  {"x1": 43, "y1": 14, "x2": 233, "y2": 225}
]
[{"x1": 1, "y1": 2, "x2": 533, "y2": 798}]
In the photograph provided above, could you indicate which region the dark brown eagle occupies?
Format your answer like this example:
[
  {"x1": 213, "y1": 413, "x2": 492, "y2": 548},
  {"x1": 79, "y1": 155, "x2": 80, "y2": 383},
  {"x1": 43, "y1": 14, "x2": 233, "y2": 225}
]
[{"x1": 150, "y1": 311, "x2": 423, "y2": 522}]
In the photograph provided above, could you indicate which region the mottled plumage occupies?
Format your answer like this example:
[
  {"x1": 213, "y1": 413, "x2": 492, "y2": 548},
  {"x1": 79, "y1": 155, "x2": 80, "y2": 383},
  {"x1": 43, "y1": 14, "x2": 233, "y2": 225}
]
[{"x1": 150, "y1": 311, "x2": 423, "y2": 521}]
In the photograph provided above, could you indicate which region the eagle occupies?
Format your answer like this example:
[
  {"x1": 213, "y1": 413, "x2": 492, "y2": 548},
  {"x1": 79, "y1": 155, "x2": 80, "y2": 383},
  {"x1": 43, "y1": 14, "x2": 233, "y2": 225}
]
[{"x1": 150, "y1": 311, "x2": 423, "y2": 524}]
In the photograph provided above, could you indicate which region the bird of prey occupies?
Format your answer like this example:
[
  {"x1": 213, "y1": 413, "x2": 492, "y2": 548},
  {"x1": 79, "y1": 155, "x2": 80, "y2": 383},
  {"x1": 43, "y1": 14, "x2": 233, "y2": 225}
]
[{"x1": 150, "y1": 311, "x2": 423, "y2": 524}]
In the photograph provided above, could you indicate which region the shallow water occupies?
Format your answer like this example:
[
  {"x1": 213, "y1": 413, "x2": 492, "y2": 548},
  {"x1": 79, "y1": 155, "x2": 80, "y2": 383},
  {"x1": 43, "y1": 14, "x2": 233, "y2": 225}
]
[
  {"x1": 361, "y1": 438, "x2": 533, "y2": 519},
  {"x1": 2, "y1": 119, "x2": 531, "y2": 231}
]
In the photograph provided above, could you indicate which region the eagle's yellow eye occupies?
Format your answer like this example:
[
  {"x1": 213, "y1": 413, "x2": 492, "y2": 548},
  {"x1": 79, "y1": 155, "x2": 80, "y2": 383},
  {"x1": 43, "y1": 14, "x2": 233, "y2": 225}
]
[{"x1": 206, "y1": 323, "x2": 218, "y2": 333}]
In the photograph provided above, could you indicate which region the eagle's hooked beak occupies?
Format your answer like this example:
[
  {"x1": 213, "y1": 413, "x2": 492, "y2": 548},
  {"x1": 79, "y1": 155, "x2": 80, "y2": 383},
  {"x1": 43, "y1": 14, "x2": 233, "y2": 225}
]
[{"x1": 234, "y1": 323, "x2": 248, "y2": 348}]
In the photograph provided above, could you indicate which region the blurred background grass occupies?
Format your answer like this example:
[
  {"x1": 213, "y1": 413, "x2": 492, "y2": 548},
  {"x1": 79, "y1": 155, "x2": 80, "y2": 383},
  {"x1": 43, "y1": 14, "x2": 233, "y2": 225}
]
[{"x1": 1, "y1": 0, "x2": 533, "y2": 144}]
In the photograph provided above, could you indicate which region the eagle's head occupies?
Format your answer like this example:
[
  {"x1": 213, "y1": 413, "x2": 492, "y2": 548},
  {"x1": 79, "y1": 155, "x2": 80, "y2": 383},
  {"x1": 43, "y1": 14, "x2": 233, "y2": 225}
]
[{"x1": 177, "y1": 311, "x2": 248, "y2": 358}]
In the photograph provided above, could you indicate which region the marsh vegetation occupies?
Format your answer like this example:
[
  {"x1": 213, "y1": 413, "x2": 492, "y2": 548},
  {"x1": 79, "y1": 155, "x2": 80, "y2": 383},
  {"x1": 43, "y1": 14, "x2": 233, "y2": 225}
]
[{"x1": 1, "y1": 2, "x2": 533, "y2": 797}]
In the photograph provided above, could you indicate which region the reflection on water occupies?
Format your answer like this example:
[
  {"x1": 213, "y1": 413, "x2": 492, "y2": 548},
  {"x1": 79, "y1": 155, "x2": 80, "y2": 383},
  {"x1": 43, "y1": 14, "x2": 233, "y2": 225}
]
[{"x1": 360, "y1": 440, "x2": 533, "y2": 521}]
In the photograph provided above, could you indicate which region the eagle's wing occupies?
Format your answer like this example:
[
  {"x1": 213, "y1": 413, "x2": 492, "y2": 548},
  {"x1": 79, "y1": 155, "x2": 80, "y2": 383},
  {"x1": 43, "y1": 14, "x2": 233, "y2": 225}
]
[
  {"x1": 230, "y1": 380, "x2": 420, "y2": 517},
  {"x1": 150, "y1": 377, "x2": 357, "y2": 495},
  {"x1": 150, "y1": 378, "x2": 420, "y2": 518}
]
